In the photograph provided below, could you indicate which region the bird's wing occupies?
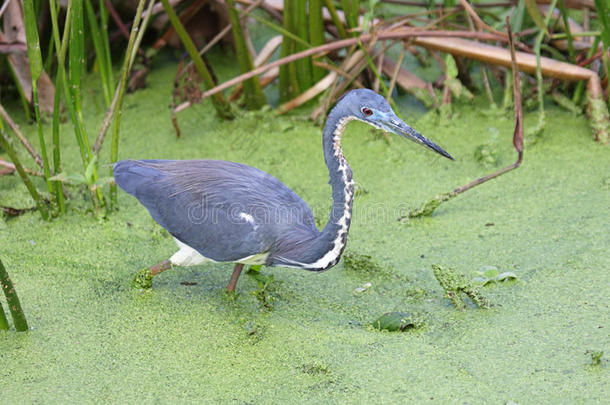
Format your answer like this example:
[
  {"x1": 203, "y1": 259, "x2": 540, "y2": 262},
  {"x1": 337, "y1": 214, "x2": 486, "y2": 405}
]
[{"x1": 113, "y1": 159, "x2": 318, "y2": 262}]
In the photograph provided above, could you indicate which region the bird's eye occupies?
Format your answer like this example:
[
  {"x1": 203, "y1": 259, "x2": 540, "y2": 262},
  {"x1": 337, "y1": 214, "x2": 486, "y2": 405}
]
[{"x1": 361, "y1": 107, "x2": 373, "y2": 117}]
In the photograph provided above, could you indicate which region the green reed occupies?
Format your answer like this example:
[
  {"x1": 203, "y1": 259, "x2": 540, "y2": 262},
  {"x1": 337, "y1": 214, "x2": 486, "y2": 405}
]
[
  {"x1": 226, "y1": 0, "x2": 266, "y2": 110},
  {"x1": 0, "y1": 258, "x2": 28, "y2": 332},
  {"x1": 160, "y1": 0, "x2": 234, "y2": 119}
]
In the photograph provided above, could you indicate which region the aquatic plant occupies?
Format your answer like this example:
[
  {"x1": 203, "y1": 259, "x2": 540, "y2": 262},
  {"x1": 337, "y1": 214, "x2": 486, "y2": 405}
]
[
  {"x1": 1, "y1": 1, "x2": 609, "y2": 220},
  {"x1": 343, "y1": 251, "x2": 383, "y2": 274},
  {"x1": 226, "y1": 0, "x2": 266, "y2": 110},
  {"x1": 246, "y1": 268, "x2": 280, "y2": 311},
  {"x1": 372, "y1": 311, "x2": 423, "y2": 332},
  {"x1": 432, "y1": 264, "x2": 492, "y2": 310},
  {"x1": 0, "y1": 258, "x2": 28, "y2": 332},
  {"x1": 1, "y1": 0, "x2": 149, "y2": 218},
  {"x1": 472, "y1": 265, "x2": 518, "y2": 286},
  {"x1": 586, "y1": 350, "x2": 604, "y2": 366}
]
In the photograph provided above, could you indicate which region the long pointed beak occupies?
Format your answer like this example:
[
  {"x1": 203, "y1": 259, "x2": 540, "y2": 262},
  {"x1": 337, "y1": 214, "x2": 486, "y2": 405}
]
[{"x1": 385, "y1": 116, "x2": 454, "y2": 160}]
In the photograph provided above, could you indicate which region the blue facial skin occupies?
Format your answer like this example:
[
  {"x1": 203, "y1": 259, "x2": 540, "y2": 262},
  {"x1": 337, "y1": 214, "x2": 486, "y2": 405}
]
[{"x1": 362, "y1": 109, "x2": 454, "y2": 161}]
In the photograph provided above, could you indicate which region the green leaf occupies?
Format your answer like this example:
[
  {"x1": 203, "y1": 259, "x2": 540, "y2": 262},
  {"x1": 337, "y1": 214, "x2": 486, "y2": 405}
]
[
  {"x1": 444, "y1": 54, "x2": 458, "y2": 79},
  {"x1": 484, "y1": 268, "x2": 499, "y2": 279},
  {"x1": 85, "y1": 155, "x2": 98, "y2": 185},
  {"x1": 511, "y1": 0, "x2": 526, "y2": 33},
  {"x1": 472, "y1": 277, "x2": 490, "y2": 286},
  {"x1": 497, "y1": 272, "x2": 518, "y2": 281},
  {"x1": 85, "y1": 0, "x2": 113, "y2": 106},
  {"x1": 93, "y1": 177, "x2": 114, "y2": 187},
  {"x1": 372, "y1": 312, "x2": 422, "y2": 332},
  {"x1": 69, "y1": 0, "x2": 85, "y2": 108},
  {"x1": 50, "y1": 172, "x2": 87, "y2": 185},
  {"x1": 22, "y1": 0, "x2": 43, "y2": 80},
  {"x1": 525, "y1": 0, "x2": 549, "y2": 35},
  {"x1": 595, "y1": 0, "x2": 610, "y2": 50}
]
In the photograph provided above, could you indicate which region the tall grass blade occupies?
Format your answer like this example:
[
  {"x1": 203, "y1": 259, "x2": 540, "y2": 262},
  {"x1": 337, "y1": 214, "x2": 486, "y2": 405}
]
[
  {"x1": 48, "y1": 0, "x2": 72, "y2": 214},
  {"x1": 0, "y1": 131, "x2": 49, "y2": 220},
  {"x1": 69, "y1": 0, "x2": 85, "y2": 116},
  {"x1": 572, "y1": 36, "x2": 599, "y2": 104},
  {"x1": 110, "y1": 0, "x2": 155, "y2": 208},
  {"x1": 6, "y1": 62, "x2": 32, "y2": 121},
  {"x1": 85, "y1": 0, "x2": 113, "y2": 106},
  {"x1": 341, "y1": 0, "x2": 360, "y2": 33},
  {"x1": 99, "y1": 0, "x2": 114, "y2": 95},
  {"x1": 557, "y1": 0, "x2": 575, "y2": 63},
  {"x1": 595, "y1": 0, "x2": 610, "y2": 105},
  {"x1": 324, "y1": 0, "x2": 348, "y2": 39},
  {"x1": 0, "y1": 258, "x2": 28, "y2": 332},
  {"x1": 309, "y1": 0, "x2": 326, "y2": 81},
  {"x1": 295, "y1": 0, "x2": 313, "y2": 91},
  {"x1": 63, "y1": 0, "x2": 88, "y2": 167},
  {"x1": 0, "y1": 299, "x2": 9, "y2": 330},
  {"x1": 279, "y1": 0, "x2": 300, "y2": 101},
  {"x1": 595, "y1": 0, "x2": 610, "y2": 50},
  {"x1": 531, "y1": 0, "x2": 558, "y2": 138},
  {"x1": 160, "y1": 0, "x2": 233, "y2": 119},
  {"x1": 226, "y1": 0, "x2": 266, "y2": 110},
  {"x1": 23, "y1": 0, "x2": 54, "y2": 198},
  {"x1": 524, "y1": 0, "x2": 548, "y2": 35},
  {"x1": 68, "y1": 0, "x2": 105, "y2": 211}
]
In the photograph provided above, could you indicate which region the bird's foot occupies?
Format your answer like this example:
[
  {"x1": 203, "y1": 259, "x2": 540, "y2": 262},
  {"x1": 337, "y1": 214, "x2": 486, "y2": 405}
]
[{"x1": 132, "y1": 268, "x2": 155, "y2": 289}]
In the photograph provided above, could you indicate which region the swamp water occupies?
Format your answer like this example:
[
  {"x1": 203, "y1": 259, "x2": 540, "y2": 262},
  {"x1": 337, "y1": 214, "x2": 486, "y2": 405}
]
[{"x1": 1, "y1": 59, "x2": 608, "y2": 403}]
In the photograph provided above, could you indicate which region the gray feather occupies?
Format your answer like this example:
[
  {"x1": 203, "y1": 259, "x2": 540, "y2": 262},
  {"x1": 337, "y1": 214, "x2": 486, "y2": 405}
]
[{"x1": 114, "y1": 159, "x2": 319, "y2": 263}]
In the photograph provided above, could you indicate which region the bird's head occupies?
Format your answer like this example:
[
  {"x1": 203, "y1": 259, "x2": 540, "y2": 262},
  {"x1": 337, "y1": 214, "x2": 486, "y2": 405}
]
[{"x1": 339, "y1": 89, "x2": 454, "y2": 160}]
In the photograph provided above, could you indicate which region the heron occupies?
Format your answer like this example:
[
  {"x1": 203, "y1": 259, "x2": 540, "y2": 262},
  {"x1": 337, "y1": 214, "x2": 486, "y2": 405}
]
[{"x1": 114, "y1": 89, "x2": 453, "y2": 292}]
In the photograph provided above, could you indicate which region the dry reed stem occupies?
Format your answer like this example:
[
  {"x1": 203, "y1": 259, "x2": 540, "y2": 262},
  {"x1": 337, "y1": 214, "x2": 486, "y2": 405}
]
[
  {"x1": 0, "y1": 159, "x2": 44, "y2": 177},
  {"x1": 173, "y1": 29, "x2": 516, "y2": 113},
  {"x1": 381, "y1": 54, "x2": 426, "y2": 90},
  {"x1": 457, "y1": 0, "x2": 506, "y2": 37},
  {"x1": 453, "y1": 18, "x2": 524, "y2": 197},
  {"x1": 412, "y1": 37, "x2": 596, "y2": 81},
  {"x1": 0, "y1": 104, "x2": 43, "y2": 168},
  {"x1": 277, "y1": 50, "x2": 365, "y2": 114},
  {"x1": 230, "y1": 35, "x2": 282, "y2": 101}
]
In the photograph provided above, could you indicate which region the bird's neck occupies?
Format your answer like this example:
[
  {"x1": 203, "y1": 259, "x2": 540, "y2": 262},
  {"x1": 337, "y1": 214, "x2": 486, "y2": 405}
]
[{"x1": 306, "y1": 110, "x2": 355, "y2": 270}]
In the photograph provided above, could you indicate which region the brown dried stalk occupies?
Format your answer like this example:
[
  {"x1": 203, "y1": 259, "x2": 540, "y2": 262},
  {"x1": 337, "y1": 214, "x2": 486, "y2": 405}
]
[
  {"x1": 230, "y1": 35, "x2": 282, "y2": 101},
  {"x1": 0, "y1": 104, "x2": 44, "y2": 169},
  {"x1": 173, "y1": 29, "x2": 515, "y2": 113},
  {"x1": 457, "y1": 0, "x2": 507, "y2": 37},
  {"x1": 0, "y1": 159, "x2": 44, "y2": 177},
  {"x1": 401, "y1": 17, "x2": 524, "y2": 220},
  {"x1": 277, "y1": 50, "x2": 366, "y2": 114}
]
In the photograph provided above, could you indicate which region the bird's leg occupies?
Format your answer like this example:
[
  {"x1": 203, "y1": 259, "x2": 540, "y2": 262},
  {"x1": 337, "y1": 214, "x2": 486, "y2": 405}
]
[
  {"x1": 132, "y1": 260, "x2": 173, "y2": 289},
  {"x1": 226, "y1": 263, "x2": 244, "y2": 293}
]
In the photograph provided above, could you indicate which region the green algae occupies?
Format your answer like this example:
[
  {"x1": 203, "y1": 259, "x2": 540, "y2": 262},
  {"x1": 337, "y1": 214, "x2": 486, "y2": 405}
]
[
  {"x1": 0, "y1": 56, "x2": 609, "y2": 403},
  {"x1": 246, "y1": 269, "x2": 280, "y2": 311},
  {"x1": 432, "y1": 264, "x2": 492, "y2": 310},
  {"x1": 404, "y1": 191, "x2": 456, "y2": 219},
  {"x1": 131, "y1": 267, "x2": 155, "y2": 289},
  {"x1": 343, "y1": 251, "x2": 383, "y2": 274},
  {"x1": 586, "y1": 350, "x2": 604, "y2": 366}
]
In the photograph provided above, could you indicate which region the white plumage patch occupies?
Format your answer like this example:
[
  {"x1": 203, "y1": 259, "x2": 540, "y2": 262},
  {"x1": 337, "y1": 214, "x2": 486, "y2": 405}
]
[
  {"x1": 239, "y1": 212, "x2": 255, "y2": 224},
  {"x1": 169, "y1": 238, "x2": 213, "y2": 266},
  {"x1": 235, "y1": 251, "x2": 270, "y2": 265},
  {"x1": 297, "y1": 117, "x2": 355, "y2": 270},
  {"x1": 169, "y1": 237, "x2": 268, "y2": 267}
]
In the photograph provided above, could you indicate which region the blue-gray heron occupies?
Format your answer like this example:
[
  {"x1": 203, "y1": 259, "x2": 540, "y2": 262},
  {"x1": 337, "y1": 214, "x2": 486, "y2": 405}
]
[{"x1": 114, "y1": 89, "x2": 453, "y2": 292}]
